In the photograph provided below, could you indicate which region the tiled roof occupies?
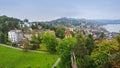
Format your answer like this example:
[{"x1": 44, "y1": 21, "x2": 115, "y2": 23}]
[{"x1": 65, "y1": 31, "x2": 71, "y2": 36}]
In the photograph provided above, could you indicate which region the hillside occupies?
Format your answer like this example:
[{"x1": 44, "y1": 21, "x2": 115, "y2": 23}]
[{"x1": 0, "y1": 45, "x2": 58, "y2": 68}]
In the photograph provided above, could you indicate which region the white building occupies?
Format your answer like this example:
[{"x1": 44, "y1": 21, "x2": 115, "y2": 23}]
[{"x1": 8, "y1": 30, "x2": 23, "y2": 42}]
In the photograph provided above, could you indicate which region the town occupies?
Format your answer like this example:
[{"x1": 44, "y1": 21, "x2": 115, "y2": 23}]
[
  {"x1": 0, "y1": 16, "x2": 120, "y2": 68},
  {"x1": 8, "y1": 18, "x2": 120, "y2": 48}
]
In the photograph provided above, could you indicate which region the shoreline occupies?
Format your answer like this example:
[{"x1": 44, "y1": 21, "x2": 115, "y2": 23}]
[{"x1": 101, "y1": 24, "x2": 120, "y2": 33}]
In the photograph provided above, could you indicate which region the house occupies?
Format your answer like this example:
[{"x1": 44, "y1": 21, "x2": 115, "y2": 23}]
[
  {"x1": 24, "y1": 29, "x2": 43, "y2": 40},
  {"x1": 65, "y1": 31, "x2": 72, "y2": 38},
  {"x1": 24, "y1": 28, "x2": 33, "y2": 40},
  {"x1": 8, "y1": 30, "x2": 23, "y2": 42}
]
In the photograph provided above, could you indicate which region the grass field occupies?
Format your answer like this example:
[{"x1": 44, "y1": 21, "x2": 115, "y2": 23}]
[{"x1": 0, "y1": 45, "x2": 58, "y2": 68}]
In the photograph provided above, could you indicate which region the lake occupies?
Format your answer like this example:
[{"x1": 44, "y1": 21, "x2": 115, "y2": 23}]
[{"x1": 102, "y1": 24, "x2": 120, "y2": 33}]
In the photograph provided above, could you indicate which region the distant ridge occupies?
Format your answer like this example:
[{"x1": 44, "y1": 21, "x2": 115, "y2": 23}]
[{"x1": 49, "y1": 17, "x2": 120, "y2": 26}]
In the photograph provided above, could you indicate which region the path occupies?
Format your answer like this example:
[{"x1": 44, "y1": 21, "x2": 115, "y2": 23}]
[
  {"x1": 52, "y1": 57, "x2": 61, "y2": 68},
  {"x1": 0, "y1": 44, "x2": 47, "y2": 53},
  {"x1": 71, "y1": 52, "x2": 78, "y2": 68}
]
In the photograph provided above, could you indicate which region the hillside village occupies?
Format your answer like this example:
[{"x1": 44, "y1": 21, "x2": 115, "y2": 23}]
[{"x1": 0, "y1": 0, "x2": 120, "y2": 68}]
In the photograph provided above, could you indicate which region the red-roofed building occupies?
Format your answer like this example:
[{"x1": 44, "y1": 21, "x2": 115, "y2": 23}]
[{"x1": 65, "y1": 31, "x2": 72, "y2": 38}]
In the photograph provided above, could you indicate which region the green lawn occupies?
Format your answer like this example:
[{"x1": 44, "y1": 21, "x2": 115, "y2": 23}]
[{"x1": 0, "y1": 45, "x2": 58, "y2": 68}]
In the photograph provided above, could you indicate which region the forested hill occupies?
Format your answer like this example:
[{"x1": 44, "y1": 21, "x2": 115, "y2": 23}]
[
  {"x1": 50, "y1": 17, "x2": 89, "y2": 26},
  {"x1": 0, "y1": 15, "x2": 21, "y2": 33}
]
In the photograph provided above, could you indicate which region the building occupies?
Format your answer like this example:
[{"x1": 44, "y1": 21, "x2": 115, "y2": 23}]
[
  {"x1": 65, "y1": 31, "x2": 72, "y2": 38},
  {"x1": 8, "y1": 30, "x2": 23, "y2": 42},
  {"x1": 24, "y1": 28, "x2": 33, "y2": 40}
]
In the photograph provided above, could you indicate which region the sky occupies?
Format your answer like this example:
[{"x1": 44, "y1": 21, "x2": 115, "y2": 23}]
[{"x1": 0, "y1": 0, "x2": 120, "y2": 21}]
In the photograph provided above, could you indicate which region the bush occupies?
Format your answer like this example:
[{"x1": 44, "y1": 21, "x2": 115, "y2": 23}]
[
  {"x1": 6, "y1": 41, "x2": 12, "y2": 45},
  {"x1": 29, "y1": 44, "x2": 39, "y2": 50}
]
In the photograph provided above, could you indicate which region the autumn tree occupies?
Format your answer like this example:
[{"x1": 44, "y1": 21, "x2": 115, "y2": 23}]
[
  {"x1": 111, "y1": 35, "x2": 120, "y2": 68},
  {"x1": 23, "y1": 40, "x2": 29, "y2": 52},
  {"x1": 91, "y1": 40, "x2": 114, "y2": 68}
]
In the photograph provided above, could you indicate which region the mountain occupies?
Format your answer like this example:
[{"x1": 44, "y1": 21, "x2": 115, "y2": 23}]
[{"x1": 50, "y1": 17, "x2": 88, "y2": 26}]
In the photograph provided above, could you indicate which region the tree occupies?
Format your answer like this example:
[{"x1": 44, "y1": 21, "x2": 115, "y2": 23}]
[
  {"x1": 0, "y1": 32, "x2": 8, "y2": 43},
  {"x1": 70, "y1": 31, "x2": 75, "y2": 37},
  {"x1": 91, "y1": 40, "x2": 113, "y2": 68},
  {"x1": 110, "y1": 35, "x2": 120, "y2": 68},
  {"x1": 55, "y1": 27, "x2": 65, "y2": 39},
  {"x1": 42, "y1": 32, "x2": 58, "y2": 53},
  {"x1": 23, "y1": 40, "x2": 29, "y2": 52},
  {"x1": 24, "y1": 19, "x2": 29, "y2": 22},
  {"x1": 116, "y1": 35, "x2": 120, "y2": 49},
  {"x1": 85, "y1": 34, "x2": 95, "y2": 55},
  {"x1": 99, "y1": 32, "x2": 105, "y2": 40},
  {"x1": 30, "y1": 32, "x2": 42, "y2": 50},
  {"x1": 74, "y1": 33, "x2": 88, "y2": 57},
  {"x1": 74, "y1": 33, "x2": 89, "y2": 68},
  {"x1": 56, "y1": 37, "x2": 77, "y2": 68}
]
